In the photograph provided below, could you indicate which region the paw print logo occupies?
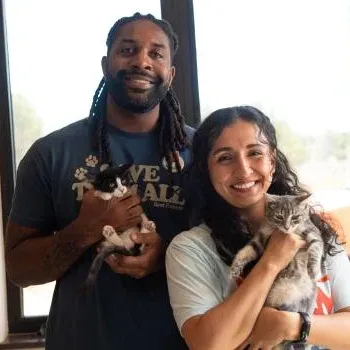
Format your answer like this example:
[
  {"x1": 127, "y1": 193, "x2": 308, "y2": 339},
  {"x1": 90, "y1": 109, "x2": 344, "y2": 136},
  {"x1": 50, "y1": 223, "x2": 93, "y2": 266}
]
[
  {"x1": 161, "y1": 152, "x2": 185, "y2": 173},
  {"x1": 74, "y1": 167, "x2": 88, "y2": 181},
  {"x1": 85, "y1": 155, "x2": 98, "y2": 168}
]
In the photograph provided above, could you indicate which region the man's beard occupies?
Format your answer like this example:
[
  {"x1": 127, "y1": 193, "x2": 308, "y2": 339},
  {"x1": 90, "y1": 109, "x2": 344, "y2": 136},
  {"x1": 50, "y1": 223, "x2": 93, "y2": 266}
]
[{"x1": 104, "y1": 69, "x2": 169, "y2": 114}]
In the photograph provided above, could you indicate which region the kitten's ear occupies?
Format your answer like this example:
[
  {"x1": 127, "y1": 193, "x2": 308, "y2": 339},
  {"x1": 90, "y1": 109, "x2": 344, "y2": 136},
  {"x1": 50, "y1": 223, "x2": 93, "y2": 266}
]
[
  {"x1": 118, "y1": 164, "x2": 132, "y2": 176},
  {"x1": 265, "y1": 193, "x2": 279, "y2": 210},
  {"x1": 296, "y1": 193, "x2": 312, "y2": 204}
]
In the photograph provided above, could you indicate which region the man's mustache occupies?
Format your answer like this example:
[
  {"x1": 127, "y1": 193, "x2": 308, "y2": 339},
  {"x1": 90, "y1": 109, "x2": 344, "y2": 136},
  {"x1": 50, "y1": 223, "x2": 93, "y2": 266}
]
[{"x1": 113, "y1": 69, "x2": 161, "y2": 84}]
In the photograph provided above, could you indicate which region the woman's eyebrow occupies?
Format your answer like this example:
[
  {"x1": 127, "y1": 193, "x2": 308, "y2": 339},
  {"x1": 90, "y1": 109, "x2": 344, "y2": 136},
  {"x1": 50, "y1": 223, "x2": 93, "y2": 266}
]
[{"x1": 212, "y1": 143, "x2": 263, "y2": 156}]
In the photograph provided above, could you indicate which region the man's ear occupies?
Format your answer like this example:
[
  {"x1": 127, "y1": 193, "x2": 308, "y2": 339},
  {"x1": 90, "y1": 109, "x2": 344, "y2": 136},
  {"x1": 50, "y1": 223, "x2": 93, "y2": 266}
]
[
  {"x1": 101, "y1": 56, "x2": 108, "y2": 78},
  {"x1": 168, "y1": 66, "x2": 176, "y2": 87}
]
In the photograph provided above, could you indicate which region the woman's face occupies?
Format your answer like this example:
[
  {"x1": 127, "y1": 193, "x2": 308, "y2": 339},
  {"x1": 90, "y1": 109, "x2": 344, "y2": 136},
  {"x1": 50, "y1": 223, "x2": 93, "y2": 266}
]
[{"x1": 207, "y1": 119, "x2": 275, "y2": 212}]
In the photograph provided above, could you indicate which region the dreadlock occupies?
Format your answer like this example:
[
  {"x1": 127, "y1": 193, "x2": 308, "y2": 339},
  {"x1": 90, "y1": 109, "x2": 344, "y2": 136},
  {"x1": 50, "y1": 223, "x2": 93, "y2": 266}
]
[{"x1": 89, "y1": 12, "x2": 188, "y2": 172}]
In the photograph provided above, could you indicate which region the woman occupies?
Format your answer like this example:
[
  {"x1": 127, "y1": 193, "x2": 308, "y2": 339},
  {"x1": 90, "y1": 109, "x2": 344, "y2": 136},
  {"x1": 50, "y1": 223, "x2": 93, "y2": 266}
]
[{"x1": 166, "y1": 106, "x2": 350, "y2": 350}]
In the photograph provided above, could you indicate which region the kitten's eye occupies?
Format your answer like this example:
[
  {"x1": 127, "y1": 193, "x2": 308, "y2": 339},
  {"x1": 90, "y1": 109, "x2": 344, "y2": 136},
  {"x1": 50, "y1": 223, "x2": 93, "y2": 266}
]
[
  {"x1": 275, "y1": 215, "x2": 284, "y2": 221},
  {"x1": 109, "y1": 183, "x2": 115, "y2": 188},
  {"x1": 291, "y1": 215, "x2": 300, "y2": 221}
]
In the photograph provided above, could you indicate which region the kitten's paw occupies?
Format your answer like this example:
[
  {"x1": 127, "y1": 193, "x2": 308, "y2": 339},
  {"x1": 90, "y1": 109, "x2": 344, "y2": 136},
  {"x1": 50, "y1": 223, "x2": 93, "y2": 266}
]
[
  {"x1": 229, "y1": 266, "x2": 243, "y2": 279},
  {"x1": 102, "y1": 225, "x2": 117, "y2": 239},
  {"x1": 143, "y1": 220, "x2": 156, "y2": 232},
  {"x1": 85, "y1": 155, "x2": 98, "y2": 167},
  {"x1": 74, "y1": 167, "x2": 88, "y2": 181},
  {"x1": 229, "y1": 269, "x2": 242, "y2": 279},
  {"x1": 102, "y1": 226, "x2": 122, "y2": 246},
  {"x1": 114, "y1": 187, "x2": 127, "y2": 198},
  {"x1": 308, "y1": 266, "x2": 321, "y2": 280},
  {"x1": 229, "y1": 260, "x2": 245, "y2": 279}
]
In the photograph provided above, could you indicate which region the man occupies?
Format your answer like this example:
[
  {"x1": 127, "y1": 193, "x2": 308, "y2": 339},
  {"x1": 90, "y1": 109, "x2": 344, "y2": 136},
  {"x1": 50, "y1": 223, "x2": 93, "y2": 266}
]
[{"x1": 5, "y1": 13, "x2": 193, "y2": 350}]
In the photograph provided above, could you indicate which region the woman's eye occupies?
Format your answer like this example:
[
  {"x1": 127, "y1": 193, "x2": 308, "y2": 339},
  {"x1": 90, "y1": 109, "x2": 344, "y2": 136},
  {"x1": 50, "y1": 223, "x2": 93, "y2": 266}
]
[
  {"x1": 217, "y1": 154, "x2": 232, "y2": 163},
  {"x1": 249, "y1": 150, "x2": 263, "y2": 157}
]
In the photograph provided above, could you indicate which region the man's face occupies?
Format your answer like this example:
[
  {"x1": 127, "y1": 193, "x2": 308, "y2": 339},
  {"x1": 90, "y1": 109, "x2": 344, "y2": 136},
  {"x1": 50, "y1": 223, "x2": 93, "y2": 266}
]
[{"x1": 102, "y1": 20, "x2": 175, "y2": 113}]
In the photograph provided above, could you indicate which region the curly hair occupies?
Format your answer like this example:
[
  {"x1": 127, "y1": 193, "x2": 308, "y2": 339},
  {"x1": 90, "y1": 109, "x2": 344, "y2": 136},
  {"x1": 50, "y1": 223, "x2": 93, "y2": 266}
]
[
  {"x1": 189, "y1": 106, "x2": 340, "y2": 265},
  {"x1": 89, "y1": 13, "x2": 188, "y2": 172}
]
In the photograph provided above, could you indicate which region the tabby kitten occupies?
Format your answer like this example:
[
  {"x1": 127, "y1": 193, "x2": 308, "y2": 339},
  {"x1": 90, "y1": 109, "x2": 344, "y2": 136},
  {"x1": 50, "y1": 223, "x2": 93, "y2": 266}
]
[
  {"x1": 83, "y1": 164, "x2": 156, "y2": 289},
  {"x1": 229, "y1": 193, "x2": 325, "y2": 348}
]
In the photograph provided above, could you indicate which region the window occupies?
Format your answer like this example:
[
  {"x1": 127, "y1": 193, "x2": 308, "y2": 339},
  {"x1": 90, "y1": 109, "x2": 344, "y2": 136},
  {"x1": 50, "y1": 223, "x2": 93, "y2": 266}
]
[
  {"x1": 0, "y1": 0, "x2": 198, "y2": 335},
  {"x1": 193, "y1": 0, "x2": 350, "y2": 211}
]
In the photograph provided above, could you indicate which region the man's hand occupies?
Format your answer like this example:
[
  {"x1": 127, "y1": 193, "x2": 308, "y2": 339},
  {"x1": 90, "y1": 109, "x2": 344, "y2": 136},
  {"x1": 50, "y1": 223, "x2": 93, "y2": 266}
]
[
  {"x1": 102, "y1": 230, "x2": 166, "y2": 279},
  {"x1": 75, "y1": 190, "x2": 143, "y2": 246}
]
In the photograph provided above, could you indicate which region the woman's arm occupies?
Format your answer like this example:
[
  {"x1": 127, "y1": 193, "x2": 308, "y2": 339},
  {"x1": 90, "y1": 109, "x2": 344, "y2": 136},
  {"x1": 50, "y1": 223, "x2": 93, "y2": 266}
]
[
  {"x1": 181, "y1": 260, "x2": 281, "y2": 350},
  {"x1": 240, "y1": 306, "x2": 350, "y2": 350},
  {"x1": 166, "y1": 228, "x2": 304, "y2": 350},
  {"x1": 309, "y1": 308, "x2": 350, "y2": 349},
  {"x1": 239, "y1": 249, "x2": 350, "y2": 349},
  {"x1": 308, "y1": 247, "x2": 350, "y2": 349}
]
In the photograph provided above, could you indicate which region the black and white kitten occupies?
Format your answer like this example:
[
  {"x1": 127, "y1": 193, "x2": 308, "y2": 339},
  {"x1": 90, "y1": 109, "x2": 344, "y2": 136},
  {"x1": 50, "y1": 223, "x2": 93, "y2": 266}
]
[
  {"x1": 229, "y1": 193, "x2": 325, "y2": 349},
  {"x1": 83, "y1": 164, "x2": 156, "y2": 289}
]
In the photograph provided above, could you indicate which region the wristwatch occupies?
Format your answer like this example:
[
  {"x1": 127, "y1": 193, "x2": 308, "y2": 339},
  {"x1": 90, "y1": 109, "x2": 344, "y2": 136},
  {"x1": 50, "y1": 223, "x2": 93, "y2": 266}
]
[{"x1": 292, "y1": 311, "x2": 311, "y2": 343}]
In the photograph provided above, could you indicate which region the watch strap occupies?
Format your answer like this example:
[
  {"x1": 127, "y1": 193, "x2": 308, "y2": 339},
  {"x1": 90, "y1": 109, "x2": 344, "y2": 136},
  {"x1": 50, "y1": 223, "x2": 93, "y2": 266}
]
[{"x1": 292, "y1": 311, "x2": 311, "y2": 343}]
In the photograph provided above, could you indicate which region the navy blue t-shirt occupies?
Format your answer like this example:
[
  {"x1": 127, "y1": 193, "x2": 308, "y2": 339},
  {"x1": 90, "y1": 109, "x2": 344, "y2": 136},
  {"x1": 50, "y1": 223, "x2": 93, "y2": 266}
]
[{"x1": 10, "y1": 117, "x2": 195, "y2": 350}]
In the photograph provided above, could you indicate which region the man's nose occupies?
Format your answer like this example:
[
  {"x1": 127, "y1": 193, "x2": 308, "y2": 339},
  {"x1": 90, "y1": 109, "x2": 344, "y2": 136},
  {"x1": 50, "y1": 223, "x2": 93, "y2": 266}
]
[{"x1": 131, "y1": 49, "x2": 152, "y2": 70}]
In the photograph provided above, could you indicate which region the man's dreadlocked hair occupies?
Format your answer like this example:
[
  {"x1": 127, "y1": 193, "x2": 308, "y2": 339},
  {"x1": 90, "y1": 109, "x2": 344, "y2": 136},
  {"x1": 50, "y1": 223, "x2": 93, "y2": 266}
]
[{"x1": 89, "y1": 12, "x2": 189, "y2": 172}]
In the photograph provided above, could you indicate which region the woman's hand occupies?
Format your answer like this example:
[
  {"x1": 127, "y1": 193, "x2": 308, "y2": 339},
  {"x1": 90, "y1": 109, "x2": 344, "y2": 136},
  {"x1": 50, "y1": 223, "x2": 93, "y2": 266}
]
[
  {"x1": 237, "y1": 307, "x2": 301, "y2": 350},
  {"x1": 260, "y1": 229, "x2": 306, "y2": 272}
]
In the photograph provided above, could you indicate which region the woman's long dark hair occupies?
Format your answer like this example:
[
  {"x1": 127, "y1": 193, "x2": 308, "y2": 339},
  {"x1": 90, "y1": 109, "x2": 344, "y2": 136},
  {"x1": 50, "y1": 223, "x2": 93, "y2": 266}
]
[{"x1": 190, "y1": 106, "x2": 339, "y2": 265}]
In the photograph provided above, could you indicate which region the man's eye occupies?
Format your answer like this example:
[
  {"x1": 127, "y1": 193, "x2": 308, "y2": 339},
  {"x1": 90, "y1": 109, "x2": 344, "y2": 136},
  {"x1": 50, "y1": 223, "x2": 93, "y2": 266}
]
[
  {"x1": 120, "y1": 47, "x2": 133, "y2": 54},
  {"x1": 152, "y1": 51, "x2": 163, "y2": 59}
]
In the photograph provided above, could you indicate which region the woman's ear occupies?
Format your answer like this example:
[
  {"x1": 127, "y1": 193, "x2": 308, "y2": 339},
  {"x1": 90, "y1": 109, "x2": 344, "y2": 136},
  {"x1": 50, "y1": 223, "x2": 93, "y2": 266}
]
[{"x1": 270, "y1": 149, "x2": 277, "y2": 178}]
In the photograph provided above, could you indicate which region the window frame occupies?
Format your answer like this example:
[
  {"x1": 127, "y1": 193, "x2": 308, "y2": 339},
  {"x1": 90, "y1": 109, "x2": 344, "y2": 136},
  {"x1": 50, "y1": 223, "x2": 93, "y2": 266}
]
[{"x1": 0, "y1": 0, "x2": 199, "y2": 334}]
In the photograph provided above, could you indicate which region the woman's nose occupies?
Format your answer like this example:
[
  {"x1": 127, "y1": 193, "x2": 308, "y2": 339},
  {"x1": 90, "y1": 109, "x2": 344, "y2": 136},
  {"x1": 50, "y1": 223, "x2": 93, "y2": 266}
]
[{"x1": 234, "y1": 156, "x2": 253, "y2": 177}]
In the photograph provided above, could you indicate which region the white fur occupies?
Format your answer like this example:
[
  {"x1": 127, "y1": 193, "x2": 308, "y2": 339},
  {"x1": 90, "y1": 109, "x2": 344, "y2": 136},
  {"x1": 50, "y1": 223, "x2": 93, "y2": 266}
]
[{"x1": 95, "y1": 176, "x2": 156, "y2": 253}]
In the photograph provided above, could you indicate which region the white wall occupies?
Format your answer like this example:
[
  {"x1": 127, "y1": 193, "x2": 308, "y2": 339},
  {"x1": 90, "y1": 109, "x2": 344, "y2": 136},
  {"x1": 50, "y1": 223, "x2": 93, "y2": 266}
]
[{"x1": 0, "y1": 183, "x2": 9, "y2": 342}]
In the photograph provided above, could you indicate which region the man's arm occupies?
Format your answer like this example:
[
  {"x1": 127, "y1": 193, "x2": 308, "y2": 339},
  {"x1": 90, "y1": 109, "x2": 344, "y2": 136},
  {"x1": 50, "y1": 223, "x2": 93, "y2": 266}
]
[
  {"x1": 5, "y1": 191, "x2": 143, "y2": 287},
  {"x1": 5, "y1": 220, "x2": 96, "y2": 287}
]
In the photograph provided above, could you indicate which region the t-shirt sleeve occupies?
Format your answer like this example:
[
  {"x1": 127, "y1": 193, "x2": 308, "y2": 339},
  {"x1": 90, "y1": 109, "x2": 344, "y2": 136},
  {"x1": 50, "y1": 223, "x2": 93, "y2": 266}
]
[
  {"x1": 327, "y1": 247, "x2": 350, "y2": 312},
  {"x1": 9, "y1": 141, "x2": 56, "y2": 232},
  {"x1": 165, "y1": 231, "x2": 223, "y2": 333}
]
